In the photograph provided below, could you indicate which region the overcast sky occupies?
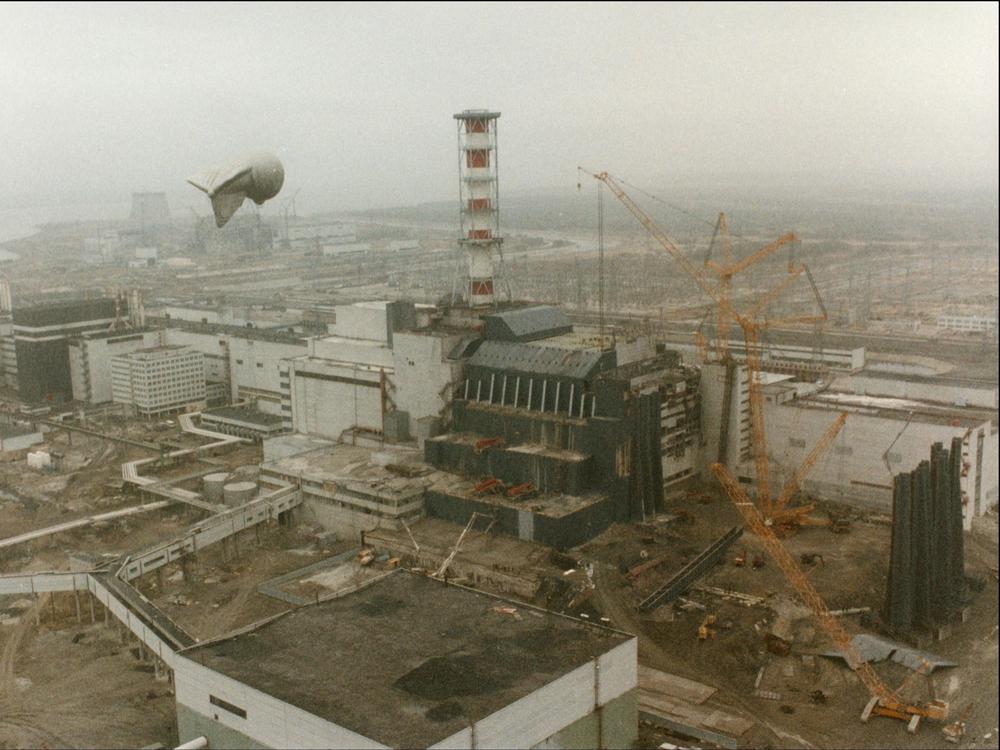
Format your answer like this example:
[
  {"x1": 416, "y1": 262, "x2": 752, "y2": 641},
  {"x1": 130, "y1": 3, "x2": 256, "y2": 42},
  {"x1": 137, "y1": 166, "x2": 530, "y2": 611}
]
[{"x1": 1, "y1": 2, "x2": 997, "y2": 214}]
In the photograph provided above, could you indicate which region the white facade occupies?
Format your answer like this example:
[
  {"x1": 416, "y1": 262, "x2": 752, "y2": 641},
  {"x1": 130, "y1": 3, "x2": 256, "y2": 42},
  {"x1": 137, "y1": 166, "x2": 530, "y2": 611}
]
[
  {"x1": 111, "y1": 346, "x2": 207, "y2": 417},
  {"x1": 287, "y1": 354, "x2": 387, "y2": 439},
  {"x1": 69, "y1": 329, "x2": 163, "y2": 404},
  {"x1": 285, "y1": 302, "x2": 463, "y2": 442},
  {"x1": 937, "y1": 314, "x2": 997, "y2": 333},
  {"x1": 832, "y1": 372, "x2": 998, "y2": 410},
  {"x1": 163, "y1": 328, "x2": 230, "y2": 383},
  {"x1": 391, "y1": 331, "x2": 464, "y2": 424},
  {"x1": 227, "y1": 336, "x2": 307, "y2": 415},
  {"x1": 760, "y1": 392, "x2": 997, "y2": 529}
]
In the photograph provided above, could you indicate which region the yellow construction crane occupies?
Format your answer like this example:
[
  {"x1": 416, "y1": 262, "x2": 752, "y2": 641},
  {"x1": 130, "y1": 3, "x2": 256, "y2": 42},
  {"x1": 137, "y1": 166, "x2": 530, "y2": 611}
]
[
  {"x1": 711, "y1": 462, "x2": 949, "y2": 731},
  {"x1": 769, "y1": 411, "x2": 848, "y2": 531},
  {"x1": 702, "y1": 211, "x2": 798, "y2": 363},
  {"x1": 578, "y1": 168, "x2": 834, "y2": 525}
]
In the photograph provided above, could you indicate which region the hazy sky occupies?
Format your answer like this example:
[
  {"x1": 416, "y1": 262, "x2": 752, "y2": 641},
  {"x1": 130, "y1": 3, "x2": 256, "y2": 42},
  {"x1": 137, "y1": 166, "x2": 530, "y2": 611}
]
[{"x1": 2, "y1": 2, "x2": 997, "y2": 213}]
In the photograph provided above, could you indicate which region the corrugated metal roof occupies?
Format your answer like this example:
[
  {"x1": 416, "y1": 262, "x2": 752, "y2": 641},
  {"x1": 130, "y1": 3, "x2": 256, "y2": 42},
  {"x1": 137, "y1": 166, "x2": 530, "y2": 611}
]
[
  {"x1": 483, "y1": 305, "x2": 572, "y2": 342},
  {"x1": 467, "y1": 340, "x2": 608, "y2": 379}
]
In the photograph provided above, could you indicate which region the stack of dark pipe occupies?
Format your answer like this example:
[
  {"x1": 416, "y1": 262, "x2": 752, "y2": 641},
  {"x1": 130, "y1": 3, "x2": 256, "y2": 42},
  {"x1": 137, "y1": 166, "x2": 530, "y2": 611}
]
[{"x1": 884, "y1": 437, "x2": 966, "y2": 633}]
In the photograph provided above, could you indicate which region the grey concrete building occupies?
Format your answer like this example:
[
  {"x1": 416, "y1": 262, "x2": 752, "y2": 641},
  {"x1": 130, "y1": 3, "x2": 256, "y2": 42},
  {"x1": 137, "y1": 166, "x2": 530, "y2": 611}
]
[{"x1": 174, "y1": 571, "x2": 638, "y2": 750}]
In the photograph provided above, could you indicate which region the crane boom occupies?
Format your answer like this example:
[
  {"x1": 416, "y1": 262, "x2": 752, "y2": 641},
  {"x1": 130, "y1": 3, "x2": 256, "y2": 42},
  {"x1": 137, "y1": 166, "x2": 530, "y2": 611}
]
[
  {"x1": 773, "y1": 411, "x2": 848, "y2": 514},
  {"x1": 711, "y1": 461, "x2": 948, "y2": 728},
  {"x1": 579, "y1": 170, "x2": 719, "y2": 303},
  {"x1": 706, "y1": 231, "x2": 797, "y2": 278}
]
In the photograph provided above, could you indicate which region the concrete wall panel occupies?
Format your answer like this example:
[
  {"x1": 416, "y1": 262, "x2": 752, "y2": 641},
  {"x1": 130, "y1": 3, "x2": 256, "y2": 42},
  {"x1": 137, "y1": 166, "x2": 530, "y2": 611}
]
[{"x1": 474, "y1": 660, "x2": 595, "y2": 749}]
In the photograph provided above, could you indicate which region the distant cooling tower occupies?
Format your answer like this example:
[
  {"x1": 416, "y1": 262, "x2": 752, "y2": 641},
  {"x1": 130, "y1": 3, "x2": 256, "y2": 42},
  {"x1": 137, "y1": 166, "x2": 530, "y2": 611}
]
[
  {"x1": 187, "y1": 152, "x2": 285, "y2": 228},
  {"x1": 129, "y1": 192, "x2": 172, "y2": 229}
]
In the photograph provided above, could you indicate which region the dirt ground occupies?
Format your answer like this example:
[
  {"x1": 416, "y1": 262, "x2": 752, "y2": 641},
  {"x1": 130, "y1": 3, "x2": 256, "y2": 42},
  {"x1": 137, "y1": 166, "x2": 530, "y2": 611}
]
[
  {"x1": 143, "y1": 525, "x2": 339, "y2": 641},
  {"x1": 0, "y1": 420, "x2": 267, "y2": 749},
  {"x1": 573, "y1": 482, "x2": 1000, "y2": 749},
  {"x1": 0, "y1": 600, "x2": 177, "y2": 749}
]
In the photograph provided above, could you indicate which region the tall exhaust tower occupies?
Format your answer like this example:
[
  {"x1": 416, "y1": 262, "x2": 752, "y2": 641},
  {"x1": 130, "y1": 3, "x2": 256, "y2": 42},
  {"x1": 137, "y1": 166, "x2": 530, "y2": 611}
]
[{"x1": 454, "y1": 109, "x2": 503, "y2": 307}]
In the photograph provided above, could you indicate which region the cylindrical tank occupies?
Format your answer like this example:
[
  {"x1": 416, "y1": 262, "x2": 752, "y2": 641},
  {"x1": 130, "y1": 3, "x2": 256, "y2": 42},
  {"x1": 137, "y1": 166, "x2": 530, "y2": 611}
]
[
  {"x1": 202, "y1": 472, "x2": 231, "y2": 502},
  {"x1": 223, "y1": 481, "x2": 257, "y2": 506}
]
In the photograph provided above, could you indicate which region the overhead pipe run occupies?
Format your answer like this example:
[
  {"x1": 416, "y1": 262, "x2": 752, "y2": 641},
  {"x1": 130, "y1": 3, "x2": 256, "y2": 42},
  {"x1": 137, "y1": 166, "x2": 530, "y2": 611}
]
[{"x1": 175, "y1": 736, "x2": 209, "y2": 750}]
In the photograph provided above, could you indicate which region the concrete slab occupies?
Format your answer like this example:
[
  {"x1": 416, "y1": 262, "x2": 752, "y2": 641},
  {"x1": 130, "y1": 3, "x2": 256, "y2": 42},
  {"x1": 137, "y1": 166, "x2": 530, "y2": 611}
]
[{"x1": 639, "y1": 665, "x2": 716, "y2": 705}]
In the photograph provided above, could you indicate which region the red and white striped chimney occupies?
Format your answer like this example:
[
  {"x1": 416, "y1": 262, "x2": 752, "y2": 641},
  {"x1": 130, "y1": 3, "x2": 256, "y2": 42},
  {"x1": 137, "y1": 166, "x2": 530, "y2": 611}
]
[{"x1": 454, "y1": 109, "x2": 502, "y2": 307}]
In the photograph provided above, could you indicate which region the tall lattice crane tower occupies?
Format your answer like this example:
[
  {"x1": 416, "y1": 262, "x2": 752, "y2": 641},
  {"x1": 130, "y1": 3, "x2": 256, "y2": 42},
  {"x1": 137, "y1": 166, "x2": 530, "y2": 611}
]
[{"x1": 454, "y1": 109, "x2": 506, "y2": 307}]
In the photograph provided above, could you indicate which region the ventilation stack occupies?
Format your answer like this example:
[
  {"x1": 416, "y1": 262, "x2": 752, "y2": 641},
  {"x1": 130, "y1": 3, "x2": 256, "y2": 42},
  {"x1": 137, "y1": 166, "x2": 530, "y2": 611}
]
[{"x1": 454, "y1": 109, "x2": 502, "y2": 307}]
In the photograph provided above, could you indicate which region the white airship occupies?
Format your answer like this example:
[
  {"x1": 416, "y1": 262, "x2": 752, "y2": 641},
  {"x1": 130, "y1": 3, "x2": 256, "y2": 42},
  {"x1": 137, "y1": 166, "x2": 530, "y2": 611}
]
[{"x1": 187, "y1": 152, "x2": 285, "y2": 227}]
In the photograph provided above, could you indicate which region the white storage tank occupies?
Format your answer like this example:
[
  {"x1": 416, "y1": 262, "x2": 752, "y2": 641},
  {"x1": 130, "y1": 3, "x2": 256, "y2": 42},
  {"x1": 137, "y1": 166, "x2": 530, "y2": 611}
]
[
  {"x1": 223, "y1": 481, "x2": 258, "y2": 506},
  {"x1": 202, "y1": 472, "x2": 231, "y2": 502}
]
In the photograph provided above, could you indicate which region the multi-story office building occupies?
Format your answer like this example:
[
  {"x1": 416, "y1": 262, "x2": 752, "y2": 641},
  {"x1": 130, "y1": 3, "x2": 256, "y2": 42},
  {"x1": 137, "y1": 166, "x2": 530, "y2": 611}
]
[{"x1": 111, "y1": 346, "x2": 206, "y2": 417}]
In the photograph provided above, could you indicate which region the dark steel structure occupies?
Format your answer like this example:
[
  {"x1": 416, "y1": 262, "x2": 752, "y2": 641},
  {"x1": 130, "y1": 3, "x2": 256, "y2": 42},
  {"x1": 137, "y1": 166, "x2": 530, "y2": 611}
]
[{"x1": 885, "y1": 438, "x2": 967, "y2": 633}]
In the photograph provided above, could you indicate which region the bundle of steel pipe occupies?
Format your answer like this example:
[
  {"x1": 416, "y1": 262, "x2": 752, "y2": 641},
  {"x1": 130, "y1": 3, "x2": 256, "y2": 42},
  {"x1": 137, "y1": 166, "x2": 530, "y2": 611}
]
[{"x1": 884, "y1": 440, "x2": 967, "y2": 634}]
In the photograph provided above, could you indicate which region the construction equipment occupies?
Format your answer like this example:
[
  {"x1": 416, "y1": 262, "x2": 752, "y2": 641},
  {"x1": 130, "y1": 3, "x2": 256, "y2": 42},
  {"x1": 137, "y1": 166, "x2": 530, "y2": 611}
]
[
  {"x1": 697, "y1": 614, "x2": 717, "y2": 640},
  {"x1": 733, "y1": 549, "x2": 747, "y2": 567},
  {"x1": 625, "y1": 551, "x2": 672, "y2": 581},
  {"x1": 506, "y1": 482, "x2": 536, "y2": 499},
  {"x1": 432, "y1": 511, "x2": 495, "y2": 579},
  {"x1": 474, "y1": 436, "x2": 504, "y2": 453},
  {"x1": 769, "y1": 412, "x2": 848, "y2": 531},
  {"x1": 942, "y1": 703, "x2": 973, "y2": 743},
  {"x1": 578, "y1": 169, "x2": 833, "y2": 529},
  {"x1": 711, "y1": 462, "x2": 949, "y2": 732},
  {"x1": 472, "y1": 477, "x2": 503, "y2": 495}
]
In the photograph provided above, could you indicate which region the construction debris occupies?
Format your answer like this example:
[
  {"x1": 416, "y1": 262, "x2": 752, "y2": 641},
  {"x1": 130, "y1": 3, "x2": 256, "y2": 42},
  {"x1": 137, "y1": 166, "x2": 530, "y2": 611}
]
[
  {"x1": 638, "y1": 526, "x2": 744, "y2": 612},
  {"x1": 818, "y1": 633, "x2": 957, "y2": 672},
  {"x1": 692, "y1": 585, "x2": 766, "y2": 607}
]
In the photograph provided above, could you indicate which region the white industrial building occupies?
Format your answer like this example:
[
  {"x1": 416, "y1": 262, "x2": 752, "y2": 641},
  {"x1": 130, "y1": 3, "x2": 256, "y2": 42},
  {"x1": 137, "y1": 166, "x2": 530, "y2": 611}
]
[
  {"x1": 157, "y1": 322, "x2": 308, "y2": 416},
  {"x1": 282, "y1": 301, "x2": 463, "y2": 442},
  {"x1": 174, "y1": 571, "x2": 638, "y2": 750},
  {"x1": 759, "y1": 381, "x2": 997, "y2": 528},
  {"x1": 68, "y1": 328, "x2": 163, "y2": 404},
  {"x1": 936, "y1": 314, "x2": 997, "y2": 333},
  {"x1": 261, "y1": 443, "x2": 429, "y2": 537},
  {"x1": 111, "y1": 345, "x2": 206, "y2": 417},
  {"x1": 227, "y1": 334, "x2": 307, "y2": 415},
  {"x1": 285, "y1": 221, "x2": 357, "y2": 250},
  {"x1": 698, "y1": 360, "x2": 999, "y2": 528},
  {"x1": 831, "y1": 370, "x2": 998, "y2": 410}
]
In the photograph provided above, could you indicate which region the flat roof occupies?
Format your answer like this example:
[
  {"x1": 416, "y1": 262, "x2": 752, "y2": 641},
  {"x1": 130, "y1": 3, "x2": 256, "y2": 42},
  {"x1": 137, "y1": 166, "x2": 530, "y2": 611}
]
[
  {"x1": 146, "y1": 316, "x2": 308, "y2": 345},
  {"x1": 795, "y1": 391, "x2": 995, "y2": 427},
  {"x1": 202, "y1": 406, "x2": 283, "y2": 428},
  {"x1": 262, "y1": 443, "x2": 436, "y2": 496},
  {"x1": 852, "y1": 368, "x2": 998, "y2": 389},
  {"x1": 180, "y1": 571, "x2": 628, "y2": 748}
]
